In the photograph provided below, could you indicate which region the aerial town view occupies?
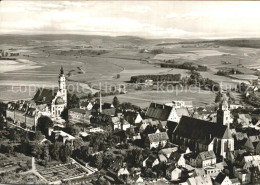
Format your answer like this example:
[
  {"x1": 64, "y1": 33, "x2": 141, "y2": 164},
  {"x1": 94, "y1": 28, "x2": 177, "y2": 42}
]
[{"x1": 1, "y1": 1, "x2": 260, "y2": 184}]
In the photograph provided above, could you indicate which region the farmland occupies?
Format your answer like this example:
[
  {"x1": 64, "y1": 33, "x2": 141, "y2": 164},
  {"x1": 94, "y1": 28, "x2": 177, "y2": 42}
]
[{"x1": 0, "y1": 35, "x2": 260, "y2": 107}]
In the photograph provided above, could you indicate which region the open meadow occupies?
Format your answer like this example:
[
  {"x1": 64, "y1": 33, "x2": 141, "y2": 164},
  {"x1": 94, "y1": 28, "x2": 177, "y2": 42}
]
[{"x1": 0, "y1": 35, "x2": 259, "y2": 105}]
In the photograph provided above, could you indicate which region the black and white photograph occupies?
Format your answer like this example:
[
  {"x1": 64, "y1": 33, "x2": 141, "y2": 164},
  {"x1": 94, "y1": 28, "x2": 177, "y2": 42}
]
[{"x1": 0, "y1": 1, "x2": 260, "y2": 184}]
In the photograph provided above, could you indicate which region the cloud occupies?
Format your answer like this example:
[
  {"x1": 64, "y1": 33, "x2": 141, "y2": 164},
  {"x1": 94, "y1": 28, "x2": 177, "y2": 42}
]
[
  {"x1": 123, "y1": 5, "x2": 152, "y2": 13},
  {"x1": 1, "y1": 1, "x2": 260, "y2": 39}
]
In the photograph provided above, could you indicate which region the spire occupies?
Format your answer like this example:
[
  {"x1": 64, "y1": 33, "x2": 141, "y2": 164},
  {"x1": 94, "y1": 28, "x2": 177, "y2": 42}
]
[{"x1": 60, "y1": 66, "x2": 64, "y2": 75}]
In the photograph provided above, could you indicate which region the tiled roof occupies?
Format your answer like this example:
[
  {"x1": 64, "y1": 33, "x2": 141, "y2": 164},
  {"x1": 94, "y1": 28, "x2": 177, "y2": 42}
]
[
  {"x1": 25, "y1": 108, "x2": 36, "y2": 117},
  {"x1": 80, "y1": 101, "x2": 91, "y2": 107},
  {"x1": 102, "y1": 108, "x2": 116, "y2": 116},
  {"x1": 214, "y1": 172, "x2": 227, "y2": 184},
  {"x1": 146, "y1": 103, "x2": 172, "y2": 121},
  {"x1": 174, "y1": 116, "x2": 229, "y2": 140},
  {"x1": 176, "y1": 108, "x2": 190, "y2": 117},
  {"x1": 148, "y1": 132, "x2": 169, "y2": 143},
  {"x1": 33, "y1": 88, "x2": 58, "y2": 104},
  {"x1": 198, "y1": 151, "x2": 216, "y2": 161}
]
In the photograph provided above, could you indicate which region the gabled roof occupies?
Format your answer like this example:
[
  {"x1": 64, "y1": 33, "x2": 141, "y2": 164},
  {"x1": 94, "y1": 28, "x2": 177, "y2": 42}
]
[
  {"x1": 80, "y1": 101, "x2": 92, "y2": 107},
  {"x1": 214, "y1": 172, "x2": 228, "y2": 184},
  {"x1": 33, "y1": 88, "x2": 58, "y2": 104},
  {"x1": 222, "y1": 128, "x2": 233, "y2": 139},
  {"x1": 148, "y1": 132, "x2": 169, "y2": 143},
  {"x1": 198, "y1": 151, "x2": 216, "y2": 161},
  {"x1": 124, "y1": 111, "x2": 142, "y2": 124},
  {"x1": 25, "y1": 107, "x2": 36, "y2": 117},
  {"x1": 174, "y1": 116, "x2": 229, "y2": 140},
  {"x1": 102, "y1": 108, "x2": 116, "y2": 116},
  {"x1": 146, "y1": 103, "x2": 172, "y2": 121},
  {"x1": 176, "y1": 108, "x2": 190, "y2": 118}
]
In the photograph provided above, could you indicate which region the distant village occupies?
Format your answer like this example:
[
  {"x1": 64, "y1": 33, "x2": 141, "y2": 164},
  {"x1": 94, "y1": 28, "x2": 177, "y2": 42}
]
[{"x1": 1, "y1": 67, "x2": 260, "y2": 185}]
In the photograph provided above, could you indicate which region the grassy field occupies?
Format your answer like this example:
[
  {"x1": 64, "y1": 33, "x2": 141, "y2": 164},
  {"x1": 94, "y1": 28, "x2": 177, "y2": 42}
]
[
  {"x1": 102, "y1": 88, "x2": 216, "y2": 108},
  {"x1": 0, "y1": 35, "x2": 259, "y2": 104}
]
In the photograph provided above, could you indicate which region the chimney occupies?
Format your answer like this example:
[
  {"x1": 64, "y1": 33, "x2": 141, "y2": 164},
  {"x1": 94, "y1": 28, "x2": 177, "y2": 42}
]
[{"x1": 99, "y1": 92, "x2": 102, "y2": 113}]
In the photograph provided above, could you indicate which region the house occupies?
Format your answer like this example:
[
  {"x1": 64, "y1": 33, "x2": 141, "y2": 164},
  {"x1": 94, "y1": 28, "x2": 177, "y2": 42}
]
[
  {"x1": 80, "y1": 101, "x2": 93, "y2": 111},
  {"x1": 196, "y1": 151, "x2": 216, "y2": 168},
  {"x1": 166, "y1": 100, "x2": 193, "y2": 108},
  {"x1": 146, "y1": 132, "x2": 169, "y2": 149},
  {"x1": 112, "y1": 117, "x2": 121, "y2": 130},
  {"x1": 6, "y1": 101, "x2": 39, "y2": 130},
  {"x1": 121, "y1": 120, "x2": 131, "y2": 131},
  {"x1": 49, "y1": 129, "x2": 75, "y2": 144},
  {"x1": 132, "y1": 174, "x2": 144, "y2": 184},
  {"x1": 233, "y1": 168, "x2": 251, "y2": 184},
  {"x1": 251, "y1": 166, "x2": 260, "y2": 185},
  {"x1": 235, "y1": 132, "x2": 248, "y2": 141},
  {"x1": 204, "y1": 166, "x2": 222, "y2": 178},
  {"x1": 68, "y1": 108, "x2": 91, "y2": 124},
  {"x1": 237, "y1": 114, "x2": 251, "y2": 126},
  {"x1": 172, "y1": 116, "x2": 234, "y2": 158},
  {"x1": 124, "y1": 111, "x2": 143, "y2": 125},
  {"x1": 242, "y1": 155, "x2": 260, "y2": 165},
  {"x1": 146, "y1": 103, "x2": 173, "y2": 121},
  {"x1": 166, "y1": 165, "x2": 182, "y2": 181},
  {"x1": 229, "y1": 104, "x2": 243, "y2": 110},
  {"x1": 230, "y1": 178, "x2": 240, "y2": 185},
  {"x1": 169, "y1": 152, "x2": 186, "y2": 168},
  {"x1": 214, "y1": 172, "x2": 232, "y2": 185},
  {"x1": 108, "y1": 164, "x2": 129, "y2": 183},
  {"x1": 187, "y1": 175, "x2": 213, "y2": 185},
  {"x1": 159, "y1": 147, "x2": 178, "y2": 158},
  {"x1": 102, "y1": 108, "x2": 116, "y2": 116},
  {"x1": 111, "y1": 117, "x2": 131, "y2": 131},
  {"x1": 143, "y1": 154, "x2": 167, "y2": 168}
]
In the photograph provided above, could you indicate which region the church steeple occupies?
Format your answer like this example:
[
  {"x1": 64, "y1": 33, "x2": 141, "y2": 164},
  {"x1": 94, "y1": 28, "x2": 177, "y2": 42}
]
[
  {"x1": 60, "y1": 66, "x2": 64, "y2": 75},
  {"x1": 217, "y1": 94, "x2": 231, "y2": 127},
  {"x1": 58, "y1": 66, "x2": 67, "y2": 105}
]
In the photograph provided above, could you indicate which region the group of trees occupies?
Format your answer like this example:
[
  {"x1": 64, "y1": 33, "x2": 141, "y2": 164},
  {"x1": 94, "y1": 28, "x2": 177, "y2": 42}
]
[
  {"x1": 183, "y1": 70, "x2": 221, "y2": 92},
  {"x1": 215, "y1": 90, "x2": 236, "y2": 104},
  {"x1": 161, "y1": 62, "x2": 207, "y2": 71},
  {"x1": 130, "y1": 74, "x2": 181, "y2": 83}
]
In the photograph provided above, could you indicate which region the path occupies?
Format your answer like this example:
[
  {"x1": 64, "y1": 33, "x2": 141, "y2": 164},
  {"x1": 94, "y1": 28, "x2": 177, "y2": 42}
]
[{"x1": 20, "y1": 157, "x2": 48, "y2": 183}]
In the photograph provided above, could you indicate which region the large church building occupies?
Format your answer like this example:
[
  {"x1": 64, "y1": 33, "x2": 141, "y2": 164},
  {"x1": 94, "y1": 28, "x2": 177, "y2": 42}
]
[
  {"x1": 33, "y1": 67, "x2": 67, "y2": 118},
  {"x1": 172, "y1": 99, "x2": 234, "y2": 158},
  {"x1": 6, "y1": 67, "x2": 67, "y2": 129}
]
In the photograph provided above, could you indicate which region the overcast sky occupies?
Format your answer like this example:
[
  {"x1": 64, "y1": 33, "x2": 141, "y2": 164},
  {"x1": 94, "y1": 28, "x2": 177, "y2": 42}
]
[{"x1": 1, "y1": 1, "x2": 260, "y2": 39}]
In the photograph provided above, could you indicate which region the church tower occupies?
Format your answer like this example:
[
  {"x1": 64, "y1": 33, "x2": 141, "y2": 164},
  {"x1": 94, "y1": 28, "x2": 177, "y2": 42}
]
[
  {"x1": 217, "y1": 94, "x2": 231, "y2": 127},
  {"x1": 58, "y1": 66, "x2": 67, "y2": 105}
]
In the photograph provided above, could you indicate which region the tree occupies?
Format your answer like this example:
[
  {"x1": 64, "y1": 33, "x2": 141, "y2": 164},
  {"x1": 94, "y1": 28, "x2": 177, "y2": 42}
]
[
  {"x1": 9, "y1": 128, "x2": 20, "y2": 143},
  {"x1": 61, "y1": 142, "x2": 72, "y2": 163},
  {"x1": 37, "y1": 116, "x2": 53, "y2": 135},
  {"x1": 64, "y1": 123, "x2": 80, "y2": 136},
  {"x1": 91, "y1": 154, "x2": 103, "y2": 169},
  {"x1": 215, "y1": 92, "x2": 222, "y2": 103},
  {"x1": 60, "y1": 108, "x2": 68, "y2": 121},
  {"x1": 0, "y1": 115, "x2": 6, "y2": 130},
  {"x1": 43, "y1": 145, "x2": 50, "y2": 166},
  {"x1": 33, "y1": 131, "x2": 44, "y2": 141},
  {"x1": 68, "y1": 93, "x2": 80, "y2": 109},
  {"x1": 51, "y1": 142, "x2": 63, "y2": 161},
  {"x1": 32, "y1": 142, "x2": 42, "y2": 159},
  {"x1": 112, "y1": 96, "x2": 120, "y2": 108}
]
